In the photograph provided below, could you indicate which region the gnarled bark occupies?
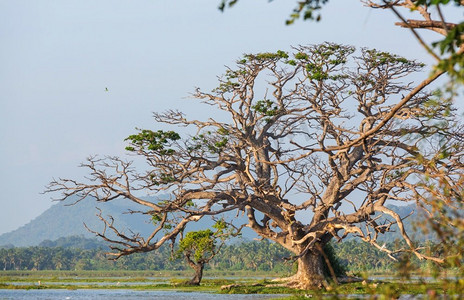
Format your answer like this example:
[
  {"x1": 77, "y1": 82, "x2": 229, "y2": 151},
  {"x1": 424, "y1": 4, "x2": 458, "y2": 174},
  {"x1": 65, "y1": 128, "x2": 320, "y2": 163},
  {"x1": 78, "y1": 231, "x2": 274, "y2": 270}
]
[
  {"x1": 272, "y1": 243, "x2": 329, "y2": 289},
  {"x1": 186, "y1": 262, "x2": 204, "y2": 286},
  {"x1": 292, "y1": 251, "x2": 326, "y2": 289}
]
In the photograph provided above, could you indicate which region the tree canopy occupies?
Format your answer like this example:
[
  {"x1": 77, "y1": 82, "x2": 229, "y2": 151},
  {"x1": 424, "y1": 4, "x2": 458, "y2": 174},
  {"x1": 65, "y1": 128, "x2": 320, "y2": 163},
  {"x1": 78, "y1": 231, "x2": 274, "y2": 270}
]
[{"x1": 47, "y1": 43, "x2": 464, "y2": 289}]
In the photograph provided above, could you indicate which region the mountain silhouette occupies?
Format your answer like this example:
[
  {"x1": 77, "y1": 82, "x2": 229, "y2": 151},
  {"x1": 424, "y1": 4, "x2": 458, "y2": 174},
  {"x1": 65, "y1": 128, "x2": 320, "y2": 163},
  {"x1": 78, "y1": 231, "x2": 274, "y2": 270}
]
[{"x1": 0, "y1": 196, "x2": 256, "y2": 247}]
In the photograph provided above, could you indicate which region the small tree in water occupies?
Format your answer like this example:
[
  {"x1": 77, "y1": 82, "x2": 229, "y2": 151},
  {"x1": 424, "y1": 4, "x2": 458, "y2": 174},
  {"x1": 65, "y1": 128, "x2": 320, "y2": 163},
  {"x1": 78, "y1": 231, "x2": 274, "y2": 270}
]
[{"x1": 47, "y1": 43, "x2": 464, "y2": 289}]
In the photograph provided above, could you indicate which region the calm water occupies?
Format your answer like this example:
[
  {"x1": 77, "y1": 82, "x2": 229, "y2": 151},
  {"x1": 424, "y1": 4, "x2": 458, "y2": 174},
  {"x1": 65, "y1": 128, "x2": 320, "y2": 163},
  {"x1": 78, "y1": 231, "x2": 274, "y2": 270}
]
[{"x1": 0, "y1": 289, "x2": 286, "y2": 300}]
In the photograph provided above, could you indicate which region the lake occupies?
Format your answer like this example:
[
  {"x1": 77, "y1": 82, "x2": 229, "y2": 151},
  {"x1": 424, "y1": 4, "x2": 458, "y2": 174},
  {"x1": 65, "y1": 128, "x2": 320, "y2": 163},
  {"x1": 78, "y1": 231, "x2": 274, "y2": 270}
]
[{"x1": 0, "y1": 289, "x2": 286, "y2": 300}]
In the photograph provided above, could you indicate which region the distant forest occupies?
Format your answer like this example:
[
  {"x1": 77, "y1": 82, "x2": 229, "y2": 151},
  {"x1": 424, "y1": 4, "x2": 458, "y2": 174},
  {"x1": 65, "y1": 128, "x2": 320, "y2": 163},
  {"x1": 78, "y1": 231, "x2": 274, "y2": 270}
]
[{"x1": 0, "y1": 236, "x2": 435, "y2": 273}]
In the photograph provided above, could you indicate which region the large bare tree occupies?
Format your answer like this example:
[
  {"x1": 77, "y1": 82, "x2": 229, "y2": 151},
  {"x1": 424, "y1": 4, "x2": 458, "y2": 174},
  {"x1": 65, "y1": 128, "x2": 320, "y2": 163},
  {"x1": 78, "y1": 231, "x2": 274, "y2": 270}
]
[{"x1": 47, "y1": 43, "x2": 464, "y2": 289}]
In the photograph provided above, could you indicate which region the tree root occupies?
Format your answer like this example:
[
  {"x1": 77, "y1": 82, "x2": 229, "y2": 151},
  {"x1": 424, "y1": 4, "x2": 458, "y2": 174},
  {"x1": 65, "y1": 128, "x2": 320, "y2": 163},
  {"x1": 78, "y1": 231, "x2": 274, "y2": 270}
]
[
  {"x1": 270, "y1": 275, "x2": 326, "y2": 290},
  {"x1": 271, "y1": 275, "x2": 365, "y2": 290},
  {"x1": 221, "y1": 275, "x2": 365, "y2": 291}
]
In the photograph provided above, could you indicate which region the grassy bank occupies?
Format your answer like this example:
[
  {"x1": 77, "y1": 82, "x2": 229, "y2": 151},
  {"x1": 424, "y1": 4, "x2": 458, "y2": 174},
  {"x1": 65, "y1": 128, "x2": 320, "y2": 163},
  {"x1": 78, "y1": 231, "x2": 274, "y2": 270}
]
[
  {"x1": 0, "y1": 270, "x2": 276, "y2": 292},
  {"x1": 0, "y1": 270, "x2": 462, "y2": 298}
]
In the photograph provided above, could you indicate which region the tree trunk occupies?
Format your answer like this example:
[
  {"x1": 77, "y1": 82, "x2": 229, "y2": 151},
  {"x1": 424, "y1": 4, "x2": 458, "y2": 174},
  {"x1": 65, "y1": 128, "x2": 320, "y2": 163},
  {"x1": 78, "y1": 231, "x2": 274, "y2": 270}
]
[
  {"x1": 187, "y1": 262, "x2": 204, "y2": 285},
  {"x1": 294, "y1": 251, "x2": 326, "y2": 289},
  {"x1": 275, "y1": 250, "x2": 326, "y2": 289}
]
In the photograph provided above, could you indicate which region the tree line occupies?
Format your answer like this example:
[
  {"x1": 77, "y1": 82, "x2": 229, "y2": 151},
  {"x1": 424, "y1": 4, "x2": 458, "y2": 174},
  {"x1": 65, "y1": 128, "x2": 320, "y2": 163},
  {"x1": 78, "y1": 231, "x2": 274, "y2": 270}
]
[{"x1": 0, "y1": 238, "x2": 429, "y2": 274}]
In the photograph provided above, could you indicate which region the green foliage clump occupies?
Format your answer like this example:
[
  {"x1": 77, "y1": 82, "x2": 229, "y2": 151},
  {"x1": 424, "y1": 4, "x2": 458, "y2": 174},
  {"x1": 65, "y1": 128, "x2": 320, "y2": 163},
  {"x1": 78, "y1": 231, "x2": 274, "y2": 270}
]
[
  {"x1": 415, "y1": 0, "x2": 463, "y2": 5},
  {"x1": 298, "y1": 43, "x2": 354, "y2": 81},
  {"x1": 178, "y1": 230, "x2": 216, "y2": 262},
  {"x1": 305, "y1": 63, "x2": 328, "y2": 81},
  {"x1": 285, "y1": 0, "x2": 330, "y2": 24},
  {"x1": 252, "y1": 100, "x2": 279, "y2": 117},
  {"x1": 190, "y1": 131, "x2": 229, "y2": 154},
  {"x1": 216, "y1": 127, "x2": 229, "y2": 136},
  {"x1": 244, "y1": 50, "x2": 289, "y2": 61},
  {"x1": 294, "y1": 52, "x2": 309, "y2": 60},
  {"x1": 125, "y1": 129, "x2": 180, "y2": 155},
  {"x1": 364, "y1": 49, "x2": 419, "y2": 67},
  {"x1": 151, "y1": 214, "x2": 162, "y2": 224},
  {"x1": 213, "y1": 69, "x2": 242, "y2": 93},
  {"x1": 434, "y1": 22, "x2": 464, "y2": 81}
]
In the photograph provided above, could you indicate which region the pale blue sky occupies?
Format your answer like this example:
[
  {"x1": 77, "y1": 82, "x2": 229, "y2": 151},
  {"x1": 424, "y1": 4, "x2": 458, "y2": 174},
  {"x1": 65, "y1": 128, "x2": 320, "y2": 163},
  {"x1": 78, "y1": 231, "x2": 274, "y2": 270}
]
[{"x1": 0, "y1": 0, "x2": 455, "y2": 235}]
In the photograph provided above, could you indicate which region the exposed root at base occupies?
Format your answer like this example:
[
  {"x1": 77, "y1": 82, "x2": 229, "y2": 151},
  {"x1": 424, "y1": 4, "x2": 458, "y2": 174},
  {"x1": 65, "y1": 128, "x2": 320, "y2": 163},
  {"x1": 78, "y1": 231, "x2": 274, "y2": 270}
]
[
  {"x1": 271, "y1": 275, "x2": 327, "y2": 290},
  {"x1": 272, "y1": 275, "x2": 365, "y2": 290},
  {"x1": 221, "y1": 275, "x2": 366, "y2": 291},
  {"x1": 271, "y1": 274, "x2": 298, "y2": 283}
]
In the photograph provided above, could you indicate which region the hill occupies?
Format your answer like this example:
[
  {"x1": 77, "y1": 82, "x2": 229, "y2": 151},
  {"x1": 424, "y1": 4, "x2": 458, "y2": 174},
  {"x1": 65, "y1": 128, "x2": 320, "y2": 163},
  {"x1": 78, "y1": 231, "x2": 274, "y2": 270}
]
[
  {"x1": 0, "y1": 196, "x2": 257, "y2": 247},
  {"x1": 38, "y1": 235, "x2": 109, "y2": 249},
  {"x1": 0, "y1": 197, "x2": 157, "y2": 247}
]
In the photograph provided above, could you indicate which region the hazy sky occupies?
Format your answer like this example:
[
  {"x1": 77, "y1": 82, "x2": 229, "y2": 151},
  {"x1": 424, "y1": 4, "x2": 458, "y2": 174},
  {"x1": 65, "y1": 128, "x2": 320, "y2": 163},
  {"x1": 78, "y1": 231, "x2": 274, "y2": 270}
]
[{"x1": 0, "y1": 0, "x2": 458, "y2": 235}]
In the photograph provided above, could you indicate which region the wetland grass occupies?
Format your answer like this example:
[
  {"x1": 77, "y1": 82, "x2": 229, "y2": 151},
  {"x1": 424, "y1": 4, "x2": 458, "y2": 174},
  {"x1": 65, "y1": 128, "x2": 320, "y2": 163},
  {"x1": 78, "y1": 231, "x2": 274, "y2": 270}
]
[{"x1": 0, "y1": 270, "x2": 462, "y2": 298}]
